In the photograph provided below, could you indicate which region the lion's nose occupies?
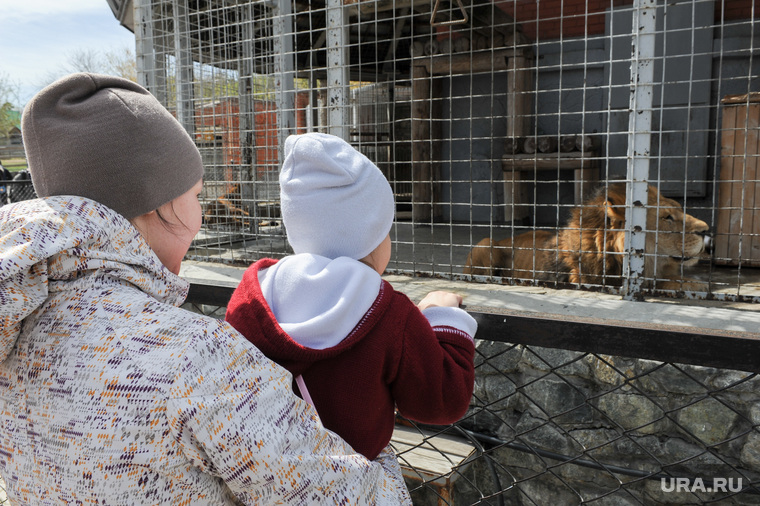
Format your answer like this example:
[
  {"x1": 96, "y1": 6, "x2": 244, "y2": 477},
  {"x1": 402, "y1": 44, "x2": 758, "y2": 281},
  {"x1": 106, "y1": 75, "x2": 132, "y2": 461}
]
[{"x1": 702, "y1": 233, "x2": 712, "y2": 254}]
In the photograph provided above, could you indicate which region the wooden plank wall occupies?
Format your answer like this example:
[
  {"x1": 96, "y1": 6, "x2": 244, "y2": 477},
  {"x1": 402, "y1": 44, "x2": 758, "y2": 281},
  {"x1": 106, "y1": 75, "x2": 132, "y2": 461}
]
[{"x1": 715, "y1": 93, "x2": 760, "y2": 267}]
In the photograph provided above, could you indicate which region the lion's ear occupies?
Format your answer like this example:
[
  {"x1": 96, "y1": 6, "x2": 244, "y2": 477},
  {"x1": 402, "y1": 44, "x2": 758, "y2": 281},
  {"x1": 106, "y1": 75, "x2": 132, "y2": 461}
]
[{"x1": 604, "y1": 198, "x2": 626, "y2": 225}]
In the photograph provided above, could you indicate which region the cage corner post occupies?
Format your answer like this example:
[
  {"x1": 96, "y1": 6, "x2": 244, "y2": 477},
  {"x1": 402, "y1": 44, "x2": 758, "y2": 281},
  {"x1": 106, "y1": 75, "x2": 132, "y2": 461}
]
[
  {"x1": 134, "y1": 0, "x2": 167, "y2": 105},
  {"x1": 274, "y1": 0, "x2": 296, "y2": 156},
  {"x1": 172, "y1": 0, "x2": 195, "y2": 139},
  {"x1": 326, "y1": 0, "x2": 351, "y2": 141},
  {"x1": 623, "y1": 0, "x2": 656, "y2": 301}
]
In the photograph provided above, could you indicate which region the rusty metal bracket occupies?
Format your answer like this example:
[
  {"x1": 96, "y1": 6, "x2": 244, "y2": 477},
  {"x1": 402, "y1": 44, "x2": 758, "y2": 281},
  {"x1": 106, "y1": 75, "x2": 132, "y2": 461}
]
[{"x1": 430, "y1": 0, "x2": 468, "y2": 27}]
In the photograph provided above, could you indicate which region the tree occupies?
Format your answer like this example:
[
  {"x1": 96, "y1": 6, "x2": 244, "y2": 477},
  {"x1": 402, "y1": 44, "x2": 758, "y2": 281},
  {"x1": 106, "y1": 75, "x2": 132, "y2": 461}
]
[
  {"x1": 63, "y1": 48, "x2": 104, "y2": 74},
  {"x1": 0, "y1": 72, "x2": 21, "y2": 141},
  {"x1": 38, "y1": 46, "x2": 138, "y2": 89},
  {"x1": 104, "y1": 47, "x2": 137, "y2": 83}
]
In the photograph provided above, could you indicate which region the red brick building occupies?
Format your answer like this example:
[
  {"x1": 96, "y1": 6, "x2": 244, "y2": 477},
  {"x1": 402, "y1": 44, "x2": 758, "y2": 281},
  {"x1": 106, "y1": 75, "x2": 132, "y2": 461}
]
[{"x1": 498, "y1": 0, "x2": 755, "y2": 40}]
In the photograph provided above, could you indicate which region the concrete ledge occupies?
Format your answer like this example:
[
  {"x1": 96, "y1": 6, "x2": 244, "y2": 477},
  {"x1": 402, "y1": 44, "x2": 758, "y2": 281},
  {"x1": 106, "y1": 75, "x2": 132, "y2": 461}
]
[{"x1": 181, "y1": 260, "x2": 760, "y2": 337}]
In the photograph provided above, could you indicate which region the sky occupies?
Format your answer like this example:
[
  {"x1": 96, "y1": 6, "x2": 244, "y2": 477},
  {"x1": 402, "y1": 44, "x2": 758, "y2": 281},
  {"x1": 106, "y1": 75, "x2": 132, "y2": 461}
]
[{"x1": 1, "y1": 0, "x2": 136, "y2": 106}]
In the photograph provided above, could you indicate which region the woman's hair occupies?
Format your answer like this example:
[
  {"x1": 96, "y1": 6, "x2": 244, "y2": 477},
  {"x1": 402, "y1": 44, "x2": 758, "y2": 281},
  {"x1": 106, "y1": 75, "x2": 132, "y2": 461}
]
[
  {"x1": 129, "y1": 201, "x2": 193, "y2": 238},
  {"x1": 155, "y1": 202, "x2": 191, "y2": 234}
]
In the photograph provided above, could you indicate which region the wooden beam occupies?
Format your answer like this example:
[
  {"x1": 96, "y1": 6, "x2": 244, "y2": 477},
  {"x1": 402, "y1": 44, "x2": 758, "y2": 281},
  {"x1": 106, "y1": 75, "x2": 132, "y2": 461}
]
[
  {"x1": 415, "y1": 49, "x2": 520, "y2": 76},
  {"x1": 347, "y1": 0, "x2": 429, "y2": 16},
  {"x1": 411, "y1": 63, "x2": 433, "y2": 222},
  {"x1": 502, "y1": 152, "x2": 599, "y2": 205},
  {"x1": 391, "y1": 425, "x2": 475, "y2": 484},
  {"x1": 501, "y1": 152, "x2": 597, "y2": 171},
  {"x1": 504, "y1": 53, "x2": 533, "y2": 222}
]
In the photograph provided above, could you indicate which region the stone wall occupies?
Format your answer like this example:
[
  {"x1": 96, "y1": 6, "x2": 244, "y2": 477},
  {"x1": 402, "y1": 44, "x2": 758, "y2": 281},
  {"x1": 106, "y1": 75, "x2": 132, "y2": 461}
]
[{"x1": 436, "y1": 341, "x2": 760, "y2": 505}]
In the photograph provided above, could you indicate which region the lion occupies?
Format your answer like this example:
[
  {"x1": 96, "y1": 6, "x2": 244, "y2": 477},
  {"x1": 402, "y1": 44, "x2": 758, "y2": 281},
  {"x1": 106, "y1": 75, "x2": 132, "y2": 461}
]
[
  {"x1": 464, "y1": 184, "x2": 711, "y2": 291},
  {"x1": 203, "y1": 184, "x2": 252, "y2": 226},
  {"x1": 463, "y1": 230, "x2": 566, "y2": 281}
]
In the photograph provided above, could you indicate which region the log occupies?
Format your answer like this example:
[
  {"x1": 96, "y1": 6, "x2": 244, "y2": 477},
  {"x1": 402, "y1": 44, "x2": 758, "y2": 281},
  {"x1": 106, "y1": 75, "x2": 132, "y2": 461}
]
[
  {"x1": 410, "y1": 40, "x2": 425, "y2": 57},
  {"x1": 559, "y1": 135, "x2": 577, "y2": 152},
  {"x1": 522, "y1": 136, "x2": 537, "y2": 154},
  {"x1": 412, "y1": 63, "x2": 432, "y2": 221},
  {"x1": 453, "y1": 36, "x2": 470, "y2": 53},
  {"x1": 439, "y1": 38, "x2": 452, "y2": 54},
  {"x1": 537, "y1": 136, "x2": 558, "y2": 153},
  {"x1": 504, "y1": 53, "x2": 533, "y2": 222},
  {"x1": 504, "y1": 137, "x2": 523, "y2": 155},
  {"x1": 424, "y1": 39, "x2": 439, "y2": 56},
  {"x1": 473, "y1": 33, "x2": 488, "y2": 51},
  {"x1": 203, "y1": 188, "x2": 252, "y2": 226},
  {"x1": 575, "y1": 134, "x2": 599, "y2": 152}
]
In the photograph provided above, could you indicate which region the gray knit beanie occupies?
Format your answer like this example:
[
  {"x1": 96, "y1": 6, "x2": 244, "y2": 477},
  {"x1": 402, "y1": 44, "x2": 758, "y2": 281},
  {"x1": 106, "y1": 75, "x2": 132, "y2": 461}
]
[
  {"x1": 280, "y1": 133, "x2": 395, "y2": 260},
  {"x1": 22, "y1": 73, "x2": 204, "y2": 219}
]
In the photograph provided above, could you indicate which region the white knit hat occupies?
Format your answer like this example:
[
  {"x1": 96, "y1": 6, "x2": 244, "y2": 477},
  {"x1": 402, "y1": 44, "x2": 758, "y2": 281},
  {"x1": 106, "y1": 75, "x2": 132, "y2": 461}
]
[{"x1": 280, "y1": 133, "x2": 395, "y2": 260}]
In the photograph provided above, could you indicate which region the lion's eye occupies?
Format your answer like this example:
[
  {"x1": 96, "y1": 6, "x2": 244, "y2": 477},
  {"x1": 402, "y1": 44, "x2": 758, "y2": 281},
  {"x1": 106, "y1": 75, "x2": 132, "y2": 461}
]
[{"x1": 665, "y1": 214, "x2": 674, "y2": 222}]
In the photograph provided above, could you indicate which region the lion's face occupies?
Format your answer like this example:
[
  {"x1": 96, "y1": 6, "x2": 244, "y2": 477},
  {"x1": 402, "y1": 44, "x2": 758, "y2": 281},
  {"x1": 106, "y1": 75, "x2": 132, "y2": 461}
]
[
  {"x1": 645, "y1": 189, "x2": 710, "y2": 274},
  {"x1": 561, "y1": 183, "x2": 710, "y2": 287}
]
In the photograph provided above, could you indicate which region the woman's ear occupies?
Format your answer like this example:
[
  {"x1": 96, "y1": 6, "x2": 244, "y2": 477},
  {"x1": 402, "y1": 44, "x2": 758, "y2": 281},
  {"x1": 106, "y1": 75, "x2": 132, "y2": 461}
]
[{"x1": 129, "y1": 210, "x2": 157, "y2": 236}]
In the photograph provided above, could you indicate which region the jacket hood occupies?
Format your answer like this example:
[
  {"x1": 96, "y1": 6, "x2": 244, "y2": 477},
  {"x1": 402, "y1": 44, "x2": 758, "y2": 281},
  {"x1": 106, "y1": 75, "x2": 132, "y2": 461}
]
[
  {"x1": 0, "y1": 196, "x2": 188, "y2": 362},
  {"x1": 258, "y1": 254, "x2": 382, "y2": 350}
]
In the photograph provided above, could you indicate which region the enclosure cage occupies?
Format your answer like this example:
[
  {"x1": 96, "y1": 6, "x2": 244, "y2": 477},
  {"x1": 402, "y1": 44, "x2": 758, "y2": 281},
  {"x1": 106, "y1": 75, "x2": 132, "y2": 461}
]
[{"x1": 124, "y1": 0, "x2": 760, "y2": 302}]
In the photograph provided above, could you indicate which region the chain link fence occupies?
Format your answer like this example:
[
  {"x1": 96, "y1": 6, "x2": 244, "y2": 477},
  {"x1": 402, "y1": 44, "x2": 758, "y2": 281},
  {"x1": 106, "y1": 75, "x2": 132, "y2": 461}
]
[
  {"x1": 0, "y1": 477, "x2": 7, "y2": 505},
  {"x1": 0, "y1": 177, "x2": 36, "y2": 207}
]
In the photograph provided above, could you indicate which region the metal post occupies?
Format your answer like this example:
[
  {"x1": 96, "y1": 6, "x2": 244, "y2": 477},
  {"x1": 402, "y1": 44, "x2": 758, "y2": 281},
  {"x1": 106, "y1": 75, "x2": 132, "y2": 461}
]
[
  {"x1": 173, "y1": 0, "x2": 195, "y2": 137},
  {"x1": 134, "y1": 0, "x2": 157, "y2": 93},
  {"x1": 239, "y1": 5, "x2": 257, "y2": 221},
  {"x1": 623, "y1": 0, "x2": 656, "y2": 301},
  {"x1": 239, "y1": 9, "x2": 254, "y2": 167},
  {"x1": 274, "y1": 0, "x2": 296, "y2": 152},
  {"x1": 326, "y1": 0, "x2": 350, "y2": 140}
]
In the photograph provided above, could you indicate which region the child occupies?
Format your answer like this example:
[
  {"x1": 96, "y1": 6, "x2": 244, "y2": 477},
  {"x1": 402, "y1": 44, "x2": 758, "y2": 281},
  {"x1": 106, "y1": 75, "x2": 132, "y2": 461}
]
[{"x1": 225, "y1": 132, "x2": 477, "y2": 460}]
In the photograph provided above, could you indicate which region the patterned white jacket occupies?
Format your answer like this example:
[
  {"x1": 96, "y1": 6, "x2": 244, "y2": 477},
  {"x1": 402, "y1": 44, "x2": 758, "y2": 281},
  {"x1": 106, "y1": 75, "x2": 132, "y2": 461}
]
[{"x1": 0, "y1": 196, "x2": 411, "y2": 505}]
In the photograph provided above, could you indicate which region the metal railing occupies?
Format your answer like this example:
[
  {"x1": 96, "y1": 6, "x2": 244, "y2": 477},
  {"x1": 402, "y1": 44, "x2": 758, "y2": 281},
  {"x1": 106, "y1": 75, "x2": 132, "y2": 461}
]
[{"x1": 0, "y1": 179, "x2": 36, "y2": 206}]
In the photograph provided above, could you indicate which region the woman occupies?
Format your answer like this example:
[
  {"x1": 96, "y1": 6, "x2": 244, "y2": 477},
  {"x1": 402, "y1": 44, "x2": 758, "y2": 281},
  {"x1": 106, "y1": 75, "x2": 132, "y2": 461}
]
[{"x1": 0, "y1": 73, "x2": 411, "y2": 505}]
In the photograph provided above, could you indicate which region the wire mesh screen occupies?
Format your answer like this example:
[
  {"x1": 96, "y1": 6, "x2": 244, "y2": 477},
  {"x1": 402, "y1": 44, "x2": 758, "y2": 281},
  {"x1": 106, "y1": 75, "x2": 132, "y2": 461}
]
[
  {"x1": 132, "y1": 0, "x2": 760, "y2": 302},
  {"x1": 181, "y1": 295, "x2": 760, "y2": 505},
  {"x1": 0, "y1": 177, "x2": 36, "y2": 205}
]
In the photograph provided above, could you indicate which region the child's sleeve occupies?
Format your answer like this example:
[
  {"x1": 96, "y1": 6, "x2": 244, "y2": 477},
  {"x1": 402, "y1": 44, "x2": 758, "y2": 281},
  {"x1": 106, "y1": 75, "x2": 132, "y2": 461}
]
[{"x1": 390, "y1": 303, "x2": 477, "y2": 424}]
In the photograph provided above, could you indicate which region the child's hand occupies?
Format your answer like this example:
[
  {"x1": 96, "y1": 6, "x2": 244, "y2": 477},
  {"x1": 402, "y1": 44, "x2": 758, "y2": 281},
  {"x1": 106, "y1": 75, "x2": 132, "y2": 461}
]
[{"x1": 417, "y1": 291, "x2": 463, "y2": 311}]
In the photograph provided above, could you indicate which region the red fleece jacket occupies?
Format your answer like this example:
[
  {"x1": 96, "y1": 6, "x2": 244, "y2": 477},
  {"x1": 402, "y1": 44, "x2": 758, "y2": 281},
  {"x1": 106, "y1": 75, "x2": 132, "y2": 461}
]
[{"x1": 225, "y1": 258, "x2": 476, "y2": 460}]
